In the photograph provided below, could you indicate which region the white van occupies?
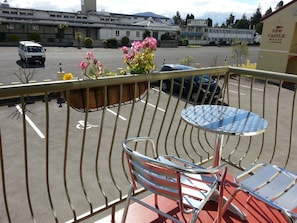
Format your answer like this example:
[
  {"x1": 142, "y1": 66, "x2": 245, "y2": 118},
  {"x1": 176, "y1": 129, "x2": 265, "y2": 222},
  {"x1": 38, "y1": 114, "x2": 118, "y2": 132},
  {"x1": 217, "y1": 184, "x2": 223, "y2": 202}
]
[{"x1": 18, "y1": 41, "x2": 46, "y2": 65}]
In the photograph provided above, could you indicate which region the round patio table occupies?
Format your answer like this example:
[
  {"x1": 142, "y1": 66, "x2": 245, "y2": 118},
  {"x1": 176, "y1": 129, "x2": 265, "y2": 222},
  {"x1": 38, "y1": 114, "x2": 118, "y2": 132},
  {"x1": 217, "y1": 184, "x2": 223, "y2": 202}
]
[
  {"x1": 181, "y1": 105, "x2": 268, "y2": 167},
  {"x1": 181, "y1": 105, "x2": 268, "y2": 220}
]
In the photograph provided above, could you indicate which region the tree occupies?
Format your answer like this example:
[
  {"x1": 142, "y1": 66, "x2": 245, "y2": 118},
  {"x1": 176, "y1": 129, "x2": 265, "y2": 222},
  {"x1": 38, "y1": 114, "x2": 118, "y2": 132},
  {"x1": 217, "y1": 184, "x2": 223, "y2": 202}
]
[
  {"x1": 231, "y1": 39, "x2": 249, "y2": 66},
  {"x1": 207, "y1": 18, "x2": 213, "y2": 27},
  {"x1": 173, "y1": 11, "x2": 183, "y2": 25},
  {"x1": 143, "y1": 30, "x2": 151, "y2": 39},
  {"x1": 234, "y1": 13, "x2": 250, "y2": 29},
  {"x1": 75, "y1": 32, "x2": 82, "y2": 49},
  {"x1": 264, "y1": 7, "x2": 273, "y2": 16},
  {"x1": 276, "y1": 1, "x2": 284, "y2": 10},
  {"x1": 226, "y1": 13, "x2": 235, "y2": 27},
  {"x1": 57, "y1": 23, "x2": 68, "y2": 42},
  {"x1": 185, "y1": 14, "x2": 194, "y2": 25},
  {"x1": 250, "y1": 6, "x2": 262, "y2": 27},
  {"x1": 250, "y1": 6, "x2": 263, "y2": 34}
]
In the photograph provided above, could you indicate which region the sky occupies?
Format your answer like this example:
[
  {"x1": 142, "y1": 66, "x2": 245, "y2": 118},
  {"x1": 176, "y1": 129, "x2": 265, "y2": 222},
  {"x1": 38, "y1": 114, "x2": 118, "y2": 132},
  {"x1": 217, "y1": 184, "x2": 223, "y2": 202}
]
[{"x1": 5, "y1": 0, "x2": 291, "y2": 24}]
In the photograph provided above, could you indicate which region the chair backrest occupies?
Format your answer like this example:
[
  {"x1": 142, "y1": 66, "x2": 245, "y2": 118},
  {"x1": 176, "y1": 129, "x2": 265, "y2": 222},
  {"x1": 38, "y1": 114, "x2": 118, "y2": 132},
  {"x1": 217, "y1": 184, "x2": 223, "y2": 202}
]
[{"x1": 125, "y1": 146, "x2": 182, "y2": 202}]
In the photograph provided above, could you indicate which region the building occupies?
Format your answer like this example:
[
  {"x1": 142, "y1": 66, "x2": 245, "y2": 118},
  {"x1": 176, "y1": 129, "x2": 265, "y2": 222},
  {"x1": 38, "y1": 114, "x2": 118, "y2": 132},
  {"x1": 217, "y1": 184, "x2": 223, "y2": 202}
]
[
  {"x1": 0, "y1": 0, "x2": 178, "y2": 47},
  {"x1": 180, "y1": 19, "x2": 256, "y2": 45},
  {"x1": 81, "y1": 0, "x2": 96, "y2": 13},
  {"x1": 257, "y1": 0, "x2": 297, "y2": 75}
]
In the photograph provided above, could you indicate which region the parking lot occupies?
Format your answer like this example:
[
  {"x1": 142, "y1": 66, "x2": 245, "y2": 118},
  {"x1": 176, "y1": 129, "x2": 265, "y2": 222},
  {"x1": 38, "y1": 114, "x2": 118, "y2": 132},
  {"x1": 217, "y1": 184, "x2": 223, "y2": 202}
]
[{"x1": 0, "y1": 45, "x2": 260, "y2": 85}]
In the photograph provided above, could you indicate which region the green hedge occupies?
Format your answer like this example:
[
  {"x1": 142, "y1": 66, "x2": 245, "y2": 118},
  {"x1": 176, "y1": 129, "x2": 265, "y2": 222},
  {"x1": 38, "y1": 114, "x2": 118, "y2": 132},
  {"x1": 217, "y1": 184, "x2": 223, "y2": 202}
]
[{"x1": 84, "y1": 37, "x2": 93, "y2": 48}]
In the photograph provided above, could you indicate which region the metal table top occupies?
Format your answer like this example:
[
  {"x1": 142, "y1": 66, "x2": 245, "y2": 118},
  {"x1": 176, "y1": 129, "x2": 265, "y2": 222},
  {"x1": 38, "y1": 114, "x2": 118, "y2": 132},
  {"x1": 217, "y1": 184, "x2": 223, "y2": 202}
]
[{"x1": 181, "y1": 105, "x2": 268, "y2": 136}]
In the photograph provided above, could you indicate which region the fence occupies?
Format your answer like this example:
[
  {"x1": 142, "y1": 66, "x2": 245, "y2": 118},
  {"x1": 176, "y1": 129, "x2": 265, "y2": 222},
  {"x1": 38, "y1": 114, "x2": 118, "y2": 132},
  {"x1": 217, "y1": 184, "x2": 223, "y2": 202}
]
[{"x1": 0, "y1": 66, "x2": 296, "y2": 222}]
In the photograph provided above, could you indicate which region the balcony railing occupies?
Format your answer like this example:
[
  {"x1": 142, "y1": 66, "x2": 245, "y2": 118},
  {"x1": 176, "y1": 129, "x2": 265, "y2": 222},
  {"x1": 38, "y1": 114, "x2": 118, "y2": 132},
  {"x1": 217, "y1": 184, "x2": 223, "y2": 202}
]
[{"x1": 0, "y1": 66, "x2": 296, "y2": 222}]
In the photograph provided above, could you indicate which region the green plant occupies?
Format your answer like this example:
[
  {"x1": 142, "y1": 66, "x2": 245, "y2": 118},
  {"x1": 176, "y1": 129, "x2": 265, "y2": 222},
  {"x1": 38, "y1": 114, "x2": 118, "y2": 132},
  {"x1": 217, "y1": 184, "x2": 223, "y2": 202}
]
[
  {"x1": 57, "y1": 23, "x2": 68, "y2": 42},
  {"x1": 75, "y1": 32, "x2": 82, "y2": 49},
  {"x1": 0, "y1": 32, "x2": 6, "y2": 42},
  {"x1": 231, "y1": 39, "x2": 249, "y2": 66},
  {"x1": 182, "y1": 39, "x2": 189, "y2": 46},
  {"x1": 7, "y1": 34, "x2": 20, "y2": 42},
  {"x1": 161, "y1": 32, "x2": 176, "y2": 40},
  {"x1": 84, "y1": 37, "x2": 93, "y2": 48},
  {"x1": 143, "y1": 30, "x2": 151, "y2": 39},
  {"x1": 104, "y1": 38, "x2": 118, "y2": 48},
  {"x1": 179, "y1": 56, "x2": 194, "y2": 66},
  {"x1": 121, "y1": 36, "x2": 130, "y2": 47},
  {"x1": 28, "y1": 33, "x2": 41, "y2": 42},
  {"x1": 14, "y1": 67, "x2": 38, "y2": 84},
  {"x1": 79, "y1": 51, "x2": 117, "y2": 78}
]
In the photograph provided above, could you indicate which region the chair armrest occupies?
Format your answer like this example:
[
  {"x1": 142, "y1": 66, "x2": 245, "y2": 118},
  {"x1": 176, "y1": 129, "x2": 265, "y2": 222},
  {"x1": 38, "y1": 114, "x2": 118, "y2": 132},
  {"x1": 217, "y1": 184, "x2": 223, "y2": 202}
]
[
  {"x1": 234, "y1": 163, "x2": 267, "y2": 183},
  {"x1": 158, "y1": 155, "x2": 227, "y2": 174},
  {"x1": 123, "y1": 136, "x2": 157, "y2": 158}
]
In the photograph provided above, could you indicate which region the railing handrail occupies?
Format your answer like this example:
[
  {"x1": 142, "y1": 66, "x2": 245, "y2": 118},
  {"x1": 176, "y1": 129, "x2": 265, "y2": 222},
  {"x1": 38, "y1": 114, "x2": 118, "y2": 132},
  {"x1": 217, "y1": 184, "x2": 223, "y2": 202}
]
[{"x1": 1, "y1": 66, "x2": 296, "y2": 99}]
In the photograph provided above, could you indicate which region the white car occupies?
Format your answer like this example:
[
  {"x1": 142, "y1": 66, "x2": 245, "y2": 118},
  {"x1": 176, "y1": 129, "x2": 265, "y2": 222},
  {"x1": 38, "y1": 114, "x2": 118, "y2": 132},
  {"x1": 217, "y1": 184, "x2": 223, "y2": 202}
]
[{"x1": 18, "y1": 41, "x2": 46, "y2": 65}]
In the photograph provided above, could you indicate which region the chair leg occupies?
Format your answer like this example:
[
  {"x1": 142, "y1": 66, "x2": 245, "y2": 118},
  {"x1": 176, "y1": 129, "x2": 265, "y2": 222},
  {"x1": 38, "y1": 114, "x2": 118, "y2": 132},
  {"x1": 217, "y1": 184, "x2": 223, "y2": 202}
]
[
  {"x1": 190, "y1": 209, "x2": 199, "y2": 223},
  {"x1": 121, "y1": 184, "x2": 133, "y2": 223},
  {"x1": 221, "y1": 188, "x2": 242, "y2": 218},
  {"x1": 214, "y1": 188, "x2": 246, "y2": 223},
  {"x1": 216, "y1": 182, "x2": 224, "y2": 223},
  {"x1": 154, "y1": 194, "x2": 158, "y2": 208}
]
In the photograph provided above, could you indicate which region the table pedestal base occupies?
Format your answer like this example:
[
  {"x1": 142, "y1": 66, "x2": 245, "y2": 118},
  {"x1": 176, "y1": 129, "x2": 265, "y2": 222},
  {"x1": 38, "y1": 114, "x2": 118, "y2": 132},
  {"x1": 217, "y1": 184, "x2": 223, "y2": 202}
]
[{"x1": 211, "y1": 189, "x2": 247, "y2": 221}]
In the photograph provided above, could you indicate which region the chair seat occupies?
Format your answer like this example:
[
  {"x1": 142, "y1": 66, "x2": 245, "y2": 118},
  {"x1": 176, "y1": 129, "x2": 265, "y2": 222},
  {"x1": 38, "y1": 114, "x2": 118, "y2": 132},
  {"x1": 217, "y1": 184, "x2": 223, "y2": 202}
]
[
  {"x1": 233, "y1": 163, "x2": 297, "y2": 222},
  {"x1": 181, "y1": 172, "x2": 217, "y2": 209}
]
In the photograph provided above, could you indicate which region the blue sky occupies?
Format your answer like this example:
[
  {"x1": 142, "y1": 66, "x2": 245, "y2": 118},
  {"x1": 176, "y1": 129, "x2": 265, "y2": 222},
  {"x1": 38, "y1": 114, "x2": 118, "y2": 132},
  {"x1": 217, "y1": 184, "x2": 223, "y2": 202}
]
[{"x1": 6, "y1": 0, "x2": 290, "y2": 24}]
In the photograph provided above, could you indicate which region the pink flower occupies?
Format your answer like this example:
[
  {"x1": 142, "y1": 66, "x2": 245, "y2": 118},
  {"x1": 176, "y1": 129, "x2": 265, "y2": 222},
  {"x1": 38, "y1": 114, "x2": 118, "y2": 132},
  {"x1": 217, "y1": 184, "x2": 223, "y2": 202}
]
[
  {"x1": 79, "y1": 61, "x2": 88, "y2": 69},
  {"x1": 87, "y1": 51, "x2": 94, "y2": 60},
  {"x1": 121, "y1": 46, "x2": 129, "y2": 53},
  {"x1": 96, "y1": 61, "x2": 103, "y2": 68},
  {"x1": 143, "y1": 37, "x2": 157, "y2": 50}
]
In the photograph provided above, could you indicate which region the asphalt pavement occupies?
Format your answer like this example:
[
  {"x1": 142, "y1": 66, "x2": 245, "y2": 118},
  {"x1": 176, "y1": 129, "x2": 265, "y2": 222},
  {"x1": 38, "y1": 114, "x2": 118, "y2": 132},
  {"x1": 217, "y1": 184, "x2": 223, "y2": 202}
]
[{"x1": 0, "y1": 46, "x2": 260, "y2": 85}]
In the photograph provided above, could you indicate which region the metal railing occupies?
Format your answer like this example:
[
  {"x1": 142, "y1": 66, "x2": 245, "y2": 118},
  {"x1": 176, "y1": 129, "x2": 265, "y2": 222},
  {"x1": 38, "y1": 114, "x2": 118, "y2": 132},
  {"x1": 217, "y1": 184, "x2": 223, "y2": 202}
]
[{"x1": 0, "y1": 66, "x2": 296, "y2": 222}]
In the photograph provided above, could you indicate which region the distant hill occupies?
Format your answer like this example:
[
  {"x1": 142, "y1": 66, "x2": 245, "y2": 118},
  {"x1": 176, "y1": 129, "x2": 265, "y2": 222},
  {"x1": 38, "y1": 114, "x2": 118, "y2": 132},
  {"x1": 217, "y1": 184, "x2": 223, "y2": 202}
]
[{"x1": 134, "y1": 12, "x2": 169, "y2": 19}]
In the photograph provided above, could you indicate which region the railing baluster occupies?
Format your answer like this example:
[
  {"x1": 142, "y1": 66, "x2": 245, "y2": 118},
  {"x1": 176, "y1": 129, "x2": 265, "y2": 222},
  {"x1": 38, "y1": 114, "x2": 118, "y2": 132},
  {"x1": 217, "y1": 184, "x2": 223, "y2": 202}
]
[
  {"x1": 64, "y1": 90, "x2": 77, "y2": 221},
  {"x1": 0, "y1": 130, "x2": 11, "y2": 222}
]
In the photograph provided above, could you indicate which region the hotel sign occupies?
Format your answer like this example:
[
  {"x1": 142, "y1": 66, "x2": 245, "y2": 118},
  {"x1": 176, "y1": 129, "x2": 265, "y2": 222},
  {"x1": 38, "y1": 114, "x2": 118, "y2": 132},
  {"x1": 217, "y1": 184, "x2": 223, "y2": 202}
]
[{"x1": 268, "y1": 26, "x2": 285, "y2": 44}]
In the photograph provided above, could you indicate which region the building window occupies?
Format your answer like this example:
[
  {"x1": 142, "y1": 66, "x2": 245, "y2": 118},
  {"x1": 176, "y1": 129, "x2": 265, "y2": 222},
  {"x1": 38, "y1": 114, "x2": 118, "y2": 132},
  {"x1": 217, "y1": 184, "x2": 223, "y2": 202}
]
[
  {"x1": 32, "y1": 25, "x2": 39, "y2": 30},
  {"x1": 7, "y1": 24, "x2": 15, "y2": 30},
  {"x1": 136, "y1": 31, "x2": 140, "y2": 37},
  {"x1": 126, "y1": 31, "x2": 130, "y2": 37},
  {"x1": 116, "y1": 30, "x2": 120, "y2": 36}
]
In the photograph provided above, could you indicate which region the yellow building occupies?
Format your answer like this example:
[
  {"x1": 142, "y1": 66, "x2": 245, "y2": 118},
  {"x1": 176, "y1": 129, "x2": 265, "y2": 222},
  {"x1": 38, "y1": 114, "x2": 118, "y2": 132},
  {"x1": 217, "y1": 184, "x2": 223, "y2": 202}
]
[{"x1": 257, "y1": 0, "x2": 297, "y2": 75}]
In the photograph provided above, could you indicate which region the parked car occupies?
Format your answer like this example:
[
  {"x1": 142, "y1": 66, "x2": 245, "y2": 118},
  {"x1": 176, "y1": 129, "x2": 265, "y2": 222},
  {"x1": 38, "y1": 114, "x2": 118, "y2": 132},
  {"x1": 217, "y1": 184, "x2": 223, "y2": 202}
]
[
  {"x1": 159, "y1": 64, "x2": 222, "y2": 103},
  {"x1": 18, "y1": 41, "x2": 46, "y2": 65}
]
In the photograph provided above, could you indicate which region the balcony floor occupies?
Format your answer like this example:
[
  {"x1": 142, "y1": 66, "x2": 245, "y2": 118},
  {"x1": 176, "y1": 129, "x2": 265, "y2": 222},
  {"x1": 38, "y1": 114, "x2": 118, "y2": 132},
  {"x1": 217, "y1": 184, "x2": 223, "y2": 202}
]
[{"x1": 97, "y1": 174, "x2": 287, "y2": 223}]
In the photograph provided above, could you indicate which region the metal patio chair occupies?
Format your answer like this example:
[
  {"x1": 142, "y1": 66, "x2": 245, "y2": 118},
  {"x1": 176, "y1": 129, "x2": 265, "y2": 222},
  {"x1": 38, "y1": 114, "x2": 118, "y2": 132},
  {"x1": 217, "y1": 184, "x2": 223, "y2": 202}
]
[
  {"x1": 222, "y1": 163, "x2": 297, "y2": 223},
  {"x1": 121, "y1": 136, "x2": 227, "y2": 223}
]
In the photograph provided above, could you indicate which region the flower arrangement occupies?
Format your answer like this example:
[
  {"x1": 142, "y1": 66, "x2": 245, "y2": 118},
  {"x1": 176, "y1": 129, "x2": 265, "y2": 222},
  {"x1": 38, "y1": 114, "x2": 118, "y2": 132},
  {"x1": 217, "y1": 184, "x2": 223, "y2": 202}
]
[
  {"x1": 79, "y1": 51, "x2": 117, "y2": 79},
  {"x1": 121, "y1": 37, "x2": 157, "y2": 74},
  {"x1": 62, "y1": 37, "x2": 157, "y2": 81},
  {"x1": 61, "y1": 45, "x2": 152, "y2": 110}
]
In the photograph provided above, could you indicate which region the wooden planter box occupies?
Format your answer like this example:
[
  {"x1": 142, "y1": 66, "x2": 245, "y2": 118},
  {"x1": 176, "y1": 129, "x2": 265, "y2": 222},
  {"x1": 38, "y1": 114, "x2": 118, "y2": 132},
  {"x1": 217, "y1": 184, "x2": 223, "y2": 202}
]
[{"x1": 64, "y1": 81, "x2": 148, "y2": 111}]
